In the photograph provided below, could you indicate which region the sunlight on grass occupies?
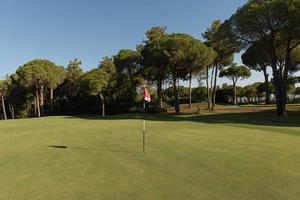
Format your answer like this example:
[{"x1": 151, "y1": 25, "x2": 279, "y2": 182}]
[{"x1": 0, "y1": 112, "x2": 299, "y2": 200}]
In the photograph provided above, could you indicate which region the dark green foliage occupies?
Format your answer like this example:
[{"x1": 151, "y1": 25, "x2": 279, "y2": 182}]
[
  {"x1": 243, "y1": 84, "x2": 257, "y2": 103},
  {"x1": 6, "y1": 75, "x2": 33, "y2": 118},
  {"x1": 61, "y1": 59, "x2": 84, "y2": 98},
  {"x1": 141, "y1": 27, "x2": 169, "y2": 110},
  {"x1": 16, "y1": 59, "x2": 62, "y2": 117},
  {"x1": 192, "y1": 87, "x2": 208, "y2": 102},
  {"x1": 113, "y1": 49, "x2": 143, "y2": 111},
  {"x1": 219, "y1": 64, "x2": 251, "y2": 81},
  {"x1": 203, "y1": 20, "x2": 235, "y2": 67},
  {"x1": 163, "y1": 86, "x2": 207, "y2": 106},
  {"x1": 242, "y1": 44, "x2": 271, "y2": 104},
  {"x1": 81, "y1": 69, "x2": 109, "y2": 96}
]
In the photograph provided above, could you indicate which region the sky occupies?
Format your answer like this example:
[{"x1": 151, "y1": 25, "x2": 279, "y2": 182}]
[{"x1": 0, "y1": 0, "x2": 266, "y2": 87}]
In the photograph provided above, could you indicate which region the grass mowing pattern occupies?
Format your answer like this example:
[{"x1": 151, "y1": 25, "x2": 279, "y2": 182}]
[{"x1": 0, "y1": 112, "x2": 299, "y2": 200}]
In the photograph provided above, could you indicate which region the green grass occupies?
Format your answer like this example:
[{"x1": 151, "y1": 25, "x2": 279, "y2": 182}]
[{"x1": 0, "y1": 111, "x2": 300, "y2": 200}]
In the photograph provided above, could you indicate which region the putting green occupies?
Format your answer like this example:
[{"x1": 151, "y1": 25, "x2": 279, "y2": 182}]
[{"x1": 0, "y1": 112, "x2": 299, "y2": 200}]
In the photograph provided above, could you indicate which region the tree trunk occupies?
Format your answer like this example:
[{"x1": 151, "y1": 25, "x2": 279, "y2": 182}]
[
  {"x1": 188, "y1": 73, "x2": 192, "y2": 109},
  {"x1": 262, "y1": 67, "x2": 270, "y2": 104},
  {"x1": 212, "y1": 65, "x2": 218, "y2": 111},
  {"x1": 233, "y1": 81, "x2": 237, "y2": 105},
  {"x1": 177, "y1": 78, "x2": 180, "y2": 102},
  {"x1": 34, "y1": 97, "x2": 37, "y2": 116},
  {"x1": 209, "y1": 66, "x2": 215, "y2": 110},
  {"x1": 173, "y1": 76, "x2": 179, "y2": 114},
  {"x1": 206, "y1": 66, "x2": 211, "y2": 110},
  {"x1": 157, "y1": 80, "x2": 162, "y2": 111},
  {"x1": 40, "y1": 85, "x2": 44, "y2": 116},
  {"x1": 1, "y1": 95, "x2": 7, "y2": 120},
  {"x1": 36, "y1": 88, "x2": 41, "y2": 117},
  {"x1": 99, "y1": 93, "x2": 105, "y2": 117},
  {"x1": 9, "y1": 104, "x2": 14, "y2": 119},
  {"x1": 50, "y1": 88, "x2": 54, "y2": 111},
  {"x1": 271, "y1": 63, "x2": 287, "y2": 116},
  {"x1": 274, "y1": 77, "x2": 287, "y2": 116},
  {"x1": 270, "y1": 38, "x2": 288, "y2": 116}
]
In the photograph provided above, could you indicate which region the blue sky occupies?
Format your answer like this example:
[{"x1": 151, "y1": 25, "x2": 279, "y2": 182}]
[{"x1": 0, "y1": 0, "x2": 265, "y2": 86}]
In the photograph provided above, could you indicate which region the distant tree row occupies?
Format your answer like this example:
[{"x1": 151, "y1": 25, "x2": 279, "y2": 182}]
[
  {"x1": 162, "y1": 79, "x2": 299, "y2": 106},
  {"x1": 0, "y1": 27, "x2": 219, "y2": 119},
  {"x1": 216, "y1": 81, "x2": 299, "y2": 105}
]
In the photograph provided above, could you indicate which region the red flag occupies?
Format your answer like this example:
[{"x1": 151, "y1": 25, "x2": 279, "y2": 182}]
[{"x1": 143, "y1": 87, "x2": 151, "y2": 102}]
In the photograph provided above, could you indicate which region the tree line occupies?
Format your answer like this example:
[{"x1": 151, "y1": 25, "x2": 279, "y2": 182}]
[
  {"x1": 1, "y1": 0, "x2": 300, "y2": 119},
  {"x1": 158, "y1": 79, "x2": 300, "y2": 107}
]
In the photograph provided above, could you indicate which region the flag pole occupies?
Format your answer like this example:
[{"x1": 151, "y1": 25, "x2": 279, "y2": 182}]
[
  {"x1": 143, "y1": 100, "x2": 146, "y2": 153},
  {"x1": 142, "y1": 86, "x2": 150, "y2": 153}
]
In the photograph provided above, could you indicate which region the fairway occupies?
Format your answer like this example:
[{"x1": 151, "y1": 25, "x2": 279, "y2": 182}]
[{"x1": 0, "y1": 112, "x2": 300, "y2": 200}]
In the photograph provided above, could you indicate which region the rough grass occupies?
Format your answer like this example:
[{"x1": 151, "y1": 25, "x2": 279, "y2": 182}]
[{"x1": 0, "y1": 108, "x2": 299, "y2": 199}]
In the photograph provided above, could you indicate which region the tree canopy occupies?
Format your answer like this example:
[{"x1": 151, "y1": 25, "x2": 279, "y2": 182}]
[
  {"x1": 161, "y1": 33, "x2": 214, "y2": 113},
  {"x1": 219, "y1": 63, "x2": 251, "y2": 105},
  {"x1": 2, "y1": 4, "x2": 300, "y2": 119},
  {"x1": 226, "y1": 0, "x2": 300, "y2": 115}
]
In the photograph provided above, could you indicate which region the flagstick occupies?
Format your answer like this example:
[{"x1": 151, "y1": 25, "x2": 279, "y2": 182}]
[{"x1": 143, "y1": 100, "x2": 146, "y2": 153}]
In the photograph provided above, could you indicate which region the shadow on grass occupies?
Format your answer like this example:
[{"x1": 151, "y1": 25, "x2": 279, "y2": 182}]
[
  {"x1": 47, "y1": 145, "x2": 140, "y2": 153},
  {"x1": 48, "y1": 145, "x2": 68, "y2": 149},
  {"x1": 63, "y1": 110, "x2": 300, "y2": 128}
]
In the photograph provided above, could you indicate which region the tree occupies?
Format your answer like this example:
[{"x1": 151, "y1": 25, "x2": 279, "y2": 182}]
[
  {"x1": 216, "y1": 84, "x2": 234, "y2": 104},
  {"x1": 6, "y1": 74, "x2": 30, "y2": 119},
  {"x1": 141, "y1": 26, "x2": 169, "y2": 110},
  {"x1": 145, "y1": 26, "x2": 166, "y2": 41},
  {"x1": 295, "y1": 86, "x2": 300, "y2": 98},
  {"x1": 81, "y1": 66, "x2": 110, "y2": 117},
  {"x1": 236, "y1": 86, "x2": 245, "y2": 104},
  {"x1": 63, "y1": 59, "x2": 84, "y2": 98},
  {"x1": 0, "y1": 79, "x2": 10, "y2": 120},
  {"x1": 227, "y1": 0, "x2": 300, "y2": 116},
  {"x1": 97, "y1": 56, "x2": 117, "y2": 115},
  {"x1": 203, "y1": 20, "x2": 235, "y2": 111},
  {"x1": 98, "y1": 56, "x2": 117, "y2": 95},
  {"x1": 242, "y1": 44, "x2": 271, "y2": 104},
  {"x1": 244, "y1": 84, "x2": 257, "y2": 103},
  {"x1": 192, "y1": 86, "x2": 207, "y2": 102},
  {"x1": 219, "y1": 63, "x2": 251, "y2": 105},
  {"x1": 46, "y1": 65, "x2": 66, "y2": 111},
  {"x1": 161, "y1": 33, "x2": 211, "y2": 113},
  {"x1": 53, "y1": 59, "x2": 84, "y2": 115},
  {"x1": 114, "y1": 49, "x2": 143, "y2": 109},
  {"x1": 16, "y1": 59, "x2": 55, "y2": 117},
  {"x1": 186, "y1": 44, "x2": 215, "y2": 109}
]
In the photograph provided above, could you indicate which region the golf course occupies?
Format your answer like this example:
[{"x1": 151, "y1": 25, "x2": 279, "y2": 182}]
[
  {"x1": 1, "y1": 1, "x2": 300, "y2": 199},
  {"x1": 0, "y1": 105, "x2": 299, "y2": 200}
]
